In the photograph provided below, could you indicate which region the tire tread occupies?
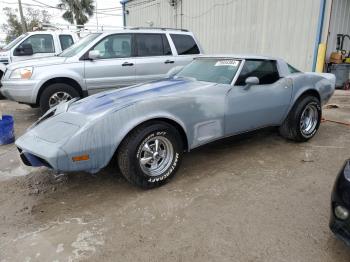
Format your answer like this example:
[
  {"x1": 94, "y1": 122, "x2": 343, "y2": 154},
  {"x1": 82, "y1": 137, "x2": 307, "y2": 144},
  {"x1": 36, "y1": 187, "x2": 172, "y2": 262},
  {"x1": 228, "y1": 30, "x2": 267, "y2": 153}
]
[
  {"x1": 39, "y1": 83, "x2": 80, "y2": 113},
  {"x1": 279, "y1": 95, "x2": 321, "y2": 142},
  {"x1": 117, "y1": 121, "x2": 183, "y2": 189}
]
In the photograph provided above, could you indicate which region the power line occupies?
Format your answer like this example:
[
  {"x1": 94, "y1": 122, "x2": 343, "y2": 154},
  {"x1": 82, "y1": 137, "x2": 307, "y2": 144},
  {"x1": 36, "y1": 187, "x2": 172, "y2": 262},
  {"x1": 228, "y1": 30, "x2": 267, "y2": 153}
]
[
  {"x1": 96, "y1": 7, "x2": 122, "y2": 11},
  {"x1": 31, "y1": 0, "x2": 122, "y2": 14},
  {"x1": 31, "y1": 0, "x2": 56, "y2": 9},
  {"x1": 125, "y1": 0, "x2": 156, "y2": 9},
  {"x1": 126, "y1": 2, "x2": 159, "y2": 12},
  {"x1": 0, "y1": 0, "x2": 56, "y2": 9},
  {"x1": 31, "y1": 0, "x2": 121, "y2": 11}
]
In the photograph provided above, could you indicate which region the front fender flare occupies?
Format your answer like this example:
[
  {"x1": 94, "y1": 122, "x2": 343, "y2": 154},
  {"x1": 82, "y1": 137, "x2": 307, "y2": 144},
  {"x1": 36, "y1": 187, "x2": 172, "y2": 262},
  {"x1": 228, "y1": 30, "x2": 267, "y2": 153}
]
[{"x1": 116, "y1": 112, "x2": 189, "y2": 151}]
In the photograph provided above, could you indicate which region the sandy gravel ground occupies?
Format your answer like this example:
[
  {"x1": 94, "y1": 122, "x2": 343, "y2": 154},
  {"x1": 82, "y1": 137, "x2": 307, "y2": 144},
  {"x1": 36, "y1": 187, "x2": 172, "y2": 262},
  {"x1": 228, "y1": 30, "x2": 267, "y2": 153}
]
[{"x1": 0, "y1": 90, "x2": 350, "y2": 261}]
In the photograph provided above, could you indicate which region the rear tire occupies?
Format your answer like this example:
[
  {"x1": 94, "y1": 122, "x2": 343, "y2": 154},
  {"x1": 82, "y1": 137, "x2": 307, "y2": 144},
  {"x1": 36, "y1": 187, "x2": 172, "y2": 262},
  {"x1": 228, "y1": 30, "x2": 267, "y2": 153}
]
[
  {"x1": 117, "y1": 121, "x2": 183, "y2": 189},
  {"x1": 279, "y1": 95, "x2": 321, "y2": 142},
  {"x1": 39, "y1": 83, "x2": 80, "y2": 113}
]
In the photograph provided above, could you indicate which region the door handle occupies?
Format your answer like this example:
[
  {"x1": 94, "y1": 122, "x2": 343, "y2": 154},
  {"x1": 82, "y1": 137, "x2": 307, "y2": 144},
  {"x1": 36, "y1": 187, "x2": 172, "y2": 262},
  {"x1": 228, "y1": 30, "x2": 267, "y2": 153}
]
[
  {"x1": 122, "y1": 62, "x2": 134, "y2": 66},
  {"x1": 164, "y1": 60, "x2": 175, "y2": 64}
]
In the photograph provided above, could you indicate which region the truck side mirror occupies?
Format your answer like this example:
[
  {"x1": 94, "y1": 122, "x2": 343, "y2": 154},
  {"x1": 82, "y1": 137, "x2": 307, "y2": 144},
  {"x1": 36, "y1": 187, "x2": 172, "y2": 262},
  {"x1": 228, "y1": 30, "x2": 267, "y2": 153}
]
[{"x1": 14, "y1": 43, "x2": 33, "y2": 56}]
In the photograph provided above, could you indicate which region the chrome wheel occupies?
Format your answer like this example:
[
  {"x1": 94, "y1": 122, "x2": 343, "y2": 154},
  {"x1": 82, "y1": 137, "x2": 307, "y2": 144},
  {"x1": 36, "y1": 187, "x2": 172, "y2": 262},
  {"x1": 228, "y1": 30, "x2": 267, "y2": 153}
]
[
  {"x1": 48, "y1": 92, "x2": 72, "y2": 108},
  {"x1": 139, "y1": 136, "x2": 174, "y2": 177},
  {"x1": 300, "y1": 104, "x2": 318, "y2": 136}
]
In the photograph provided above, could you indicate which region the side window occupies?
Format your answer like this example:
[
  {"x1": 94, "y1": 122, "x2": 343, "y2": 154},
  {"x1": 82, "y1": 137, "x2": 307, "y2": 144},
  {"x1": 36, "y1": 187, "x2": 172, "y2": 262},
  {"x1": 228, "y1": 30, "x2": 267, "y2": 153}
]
[
  {"x1": 135, "y1": 34, "x2": 171, "y2": 57},
  {"x1": 287, "y1": 63, "x2": 301, "y2": 74},
  {"x1": 170, "y1": 34, "x2": 200, "y2": 55},
  {"x1": 92, "y1": 34, "x2": 132, "y2": 59},
  {"x1": 19, "y1": 34, "x2": 54, "y2": 54},
  {"x1": 235, "y1": 60, "x2": 280, "y2": 85},
  {"x1": 59, "y1": 35, "x2": 74, "y2": 51}
]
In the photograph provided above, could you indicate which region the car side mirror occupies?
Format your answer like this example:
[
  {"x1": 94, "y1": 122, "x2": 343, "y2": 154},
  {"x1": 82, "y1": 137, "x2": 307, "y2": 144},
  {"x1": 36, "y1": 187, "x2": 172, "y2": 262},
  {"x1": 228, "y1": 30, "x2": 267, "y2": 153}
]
[
  {"x1": 88, "y1": 50, "x2": 101, "y2": 60},
  {"x1": 245, "y1": 76, "x2": 259, "y2": 86},
  {"x1": 14, "y1": 43, "x2": 33, "y2": 56}
]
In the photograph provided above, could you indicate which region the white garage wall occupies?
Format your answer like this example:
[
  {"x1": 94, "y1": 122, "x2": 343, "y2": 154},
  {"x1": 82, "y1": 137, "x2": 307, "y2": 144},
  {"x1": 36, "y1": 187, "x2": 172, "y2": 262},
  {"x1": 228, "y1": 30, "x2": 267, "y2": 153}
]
[
  {"x1": 326, "y1": 0, "x2": 350, "y2": 60},
  {"x1": 125, "y1": 0, "x2": 177, "y2": 28},
  {"x1": 125, "y1": 0, "x2": 322, "y2": 71}
]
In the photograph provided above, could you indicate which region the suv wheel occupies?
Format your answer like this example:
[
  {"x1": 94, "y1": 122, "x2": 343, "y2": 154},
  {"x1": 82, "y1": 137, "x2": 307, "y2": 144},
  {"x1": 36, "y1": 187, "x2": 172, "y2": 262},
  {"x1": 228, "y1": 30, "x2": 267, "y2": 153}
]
[
  {"x1": 39, "y1": 83, "x2": 80, "y2": 113},
  {"x1": 279, "y1": 95, "x2": 321, "y2": 142},
  {"x1": 117, "y1": 121, "x2": 184, "y2": 189}
]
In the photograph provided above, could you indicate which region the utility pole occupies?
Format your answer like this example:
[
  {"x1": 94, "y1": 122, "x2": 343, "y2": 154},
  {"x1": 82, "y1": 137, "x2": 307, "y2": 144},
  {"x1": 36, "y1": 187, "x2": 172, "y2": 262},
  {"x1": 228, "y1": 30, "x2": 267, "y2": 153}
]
[
  {"x1": 18, "y1": 0, "x2": 27, "y2": 32},
  {"x1": 95, "y1": 0, "x2": 99, "y2": 30}
]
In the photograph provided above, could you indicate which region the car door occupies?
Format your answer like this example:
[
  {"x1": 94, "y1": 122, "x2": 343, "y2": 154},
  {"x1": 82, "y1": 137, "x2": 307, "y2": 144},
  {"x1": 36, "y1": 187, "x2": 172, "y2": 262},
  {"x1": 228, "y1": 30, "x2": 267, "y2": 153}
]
[
  {"x1": 225, "y1": 59, "x2": 293, "y2": 135},
  {"x1": 134, "y1": 33, "x2": 176, "y2": 84},
  {"x1": 11, "y1": 34, "x2": 56, "y2": 62},
  {"x1": 84, "y1": 33, "x2": 136, "y2": 94}
]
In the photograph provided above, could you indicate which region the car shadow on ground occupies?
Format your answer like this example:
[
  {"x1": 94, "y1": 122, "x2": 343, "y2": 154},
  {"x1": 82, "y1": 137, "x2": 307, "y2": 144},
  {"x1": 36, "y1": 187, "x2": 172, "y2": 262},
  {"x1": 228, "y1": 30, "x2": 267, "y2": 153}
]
[
  {"x1": 29, "y1": 128, "x2": 277, "y2": 217},
  {"x1": 26, "y1": 127, "x2": 303, "y2": 224}
]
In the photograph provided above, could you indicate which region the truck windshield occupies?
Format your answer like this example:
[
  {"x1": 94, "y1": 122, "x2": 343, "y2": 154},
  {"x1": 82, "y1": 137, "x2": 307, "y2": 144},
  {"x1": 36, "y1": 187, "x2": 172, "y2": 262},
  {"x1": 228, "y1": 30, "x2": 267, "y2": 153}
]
[
  {"x1": 58, "y1": 33, "x2": 101, "y2": 57},
  {"x1": 175, "y1": 58, "x2": 241, "y2": 84},
  {"x1": 1, "y1": 33, "x2": 28, "y2": 51}
]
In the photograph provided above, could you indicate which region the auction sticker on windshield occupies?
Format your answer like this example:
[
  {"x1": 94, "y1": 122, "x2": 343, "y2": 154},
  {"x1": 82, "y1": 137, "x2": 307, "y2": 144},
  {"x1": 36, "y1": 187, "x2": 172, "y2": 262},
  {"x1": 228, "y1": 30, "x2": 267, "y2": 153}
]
[{"x1": 214, "y1": 60, "x2": 240, "y2": 67}]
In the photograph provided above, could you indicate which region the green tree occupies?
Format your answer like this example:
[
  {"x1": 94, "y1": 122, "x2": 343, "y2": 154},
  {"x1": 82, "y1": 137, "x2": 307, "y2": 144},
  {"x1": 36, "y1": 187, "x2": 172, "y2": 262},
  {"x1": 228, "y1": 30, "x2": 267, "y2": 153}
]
[
  {"x1": 58, "y1": 0, "x2": 95, "y2": 28},
  {"x1": 2, "y1": 7, "x2": 51, "y2": 43}
]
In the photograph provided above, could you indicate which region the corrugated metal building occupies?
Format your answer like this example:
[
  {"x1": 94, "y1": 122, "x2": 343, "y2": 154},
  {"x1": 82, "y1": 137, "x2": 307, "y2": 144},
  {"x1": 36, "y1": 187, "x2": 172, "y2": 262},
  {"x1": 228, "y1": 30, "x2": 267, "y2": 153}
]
[{"x1": 121, "y1": 0, "x2": 350, "y2": 72}]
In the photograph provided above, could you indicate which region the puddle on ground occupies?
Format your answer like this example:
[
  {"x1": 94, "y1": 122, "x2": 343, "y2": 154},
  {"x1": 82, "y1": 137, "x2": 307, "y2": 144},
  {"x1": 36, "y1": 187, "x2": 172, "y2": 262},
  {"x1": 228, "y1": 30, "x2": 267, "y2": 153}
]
[{"x1": 0, "y1": 165, "x2": 37, "y2": 181}]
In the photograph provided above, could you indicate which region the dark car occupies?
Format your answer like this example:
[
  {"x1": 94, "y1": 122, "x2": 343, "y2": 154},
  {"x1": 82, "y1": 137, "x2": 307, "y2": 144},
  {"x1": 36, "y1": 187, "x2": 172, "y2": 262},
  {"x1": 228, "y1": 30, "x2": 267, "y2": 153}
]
[{"x1": 330, "y1": 160, "x2": 350, "y2": 245}]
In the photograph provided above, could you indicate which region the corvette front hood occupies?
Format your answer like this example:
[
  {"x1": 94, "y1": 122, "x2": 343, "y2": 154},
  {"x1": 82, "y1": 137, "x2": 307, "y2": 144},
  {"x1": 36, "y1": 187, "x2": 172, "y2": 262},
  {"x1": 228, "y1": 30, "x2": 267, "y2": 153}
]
[{"x1": 68, "y1": 78, "x2": 212, "y2": 115}]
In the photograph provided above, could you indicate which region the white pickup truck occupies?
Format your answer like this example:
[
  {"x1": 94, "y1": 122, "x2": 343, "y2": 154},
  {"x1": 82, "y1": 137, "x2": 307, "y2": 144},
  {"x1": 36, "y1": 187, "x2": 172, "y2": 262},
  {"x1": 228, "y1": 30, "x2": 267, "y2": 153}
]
[{"x1": 0, "y1": 31, "x2": 79, "y2": 82}]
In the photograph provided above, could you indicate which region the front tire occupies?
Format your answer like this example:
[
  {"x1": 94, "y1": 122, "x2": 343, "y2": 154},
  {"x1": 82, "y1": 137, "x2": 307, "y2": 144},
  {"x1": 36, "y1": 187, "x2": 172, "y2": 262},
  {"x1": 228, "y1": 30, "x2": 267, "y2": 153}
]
[
  {"x1": 279, "y1": 95, "x2": 321, "y2": 142},
  {"x1": 117, "y1": 121, "x2": 183, "y2": 189},
  {"x1": 39, "y1": 83, "x2": 80, "y2": 113}
]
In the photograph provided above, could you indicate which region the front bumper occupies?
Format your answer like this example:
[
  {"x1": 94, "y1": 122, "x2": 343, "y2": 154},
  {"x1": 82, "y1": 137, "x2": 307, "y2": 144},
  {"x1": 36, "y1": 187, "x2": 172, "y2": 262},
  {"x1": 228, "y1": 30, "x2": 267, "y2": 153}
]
[
  {"x1": 15, "y1": 105, "x2": 109, "y2": 173},
  {"x1": 18, "y1": 148, "x2": 53, "y2": 168},
  {"x1": 330, "y1": 160, "x2": 350, "y2": 245},
  {"x1": 330, "y1": 213, "x2": 350, "y2": 246},
  {"x1": 16, "y1": 132, "x2": 68, "y2": 171},
  {"x1": 16, "y1": 130, "x2": 107, "y2": 174},
  {"x1": 1, "y1": 79, "x2": 41, "y2": 104}
]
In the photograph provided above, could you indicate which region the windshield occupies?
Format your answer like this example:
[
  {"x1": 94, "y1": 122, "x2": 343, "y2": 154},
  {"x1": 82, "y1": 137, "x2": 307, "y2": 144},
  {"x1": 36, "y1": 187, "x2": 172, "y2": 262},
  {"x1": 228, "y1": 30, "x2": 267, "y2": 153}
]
[
  {"x1": 1, "y1": 33, "x2": 28, "y2": 51},
  {"x1": 58, "y1": 33, "x2": 101, "y2": 57},
  {"x1": 176, "y1": 58, "x2": 241, "y2": 84}
]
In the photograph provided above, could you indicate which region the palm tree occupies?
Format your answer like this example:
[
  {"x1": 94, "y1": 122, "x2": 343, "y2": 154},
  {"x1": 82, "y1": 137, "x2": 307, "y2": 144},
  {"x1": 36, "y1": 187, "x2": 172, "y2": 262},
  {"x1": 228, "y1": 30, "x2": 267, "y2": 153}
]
[{"x1": 58, "y1": 0, "x2": 95, "y2": 28}]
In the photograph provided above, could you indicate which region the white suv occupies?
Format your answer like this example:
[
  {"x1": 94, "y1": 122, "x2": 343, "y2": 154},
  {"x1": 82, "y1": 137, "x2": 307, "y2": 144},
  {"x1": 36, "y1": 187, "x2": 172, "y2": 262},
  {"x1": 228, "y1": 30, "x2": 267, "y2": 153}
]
[
  {"x1": 0, "y1": 31, "x2": 79, "y2": 79},
  {"x1": 1, "y1": 28, "x2": 203, "y2": 112}
]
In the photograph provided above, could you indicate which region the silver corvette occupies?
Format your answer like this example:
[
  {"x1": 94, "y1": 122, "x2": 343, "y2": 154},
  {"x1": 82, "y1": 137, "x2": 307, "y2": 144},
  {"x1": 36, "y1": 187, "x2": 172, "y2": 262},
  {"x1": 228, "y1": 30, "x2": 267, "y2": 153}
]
[{"x1": 16, "y1": 55, "x2": 335, "y2": 188}]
